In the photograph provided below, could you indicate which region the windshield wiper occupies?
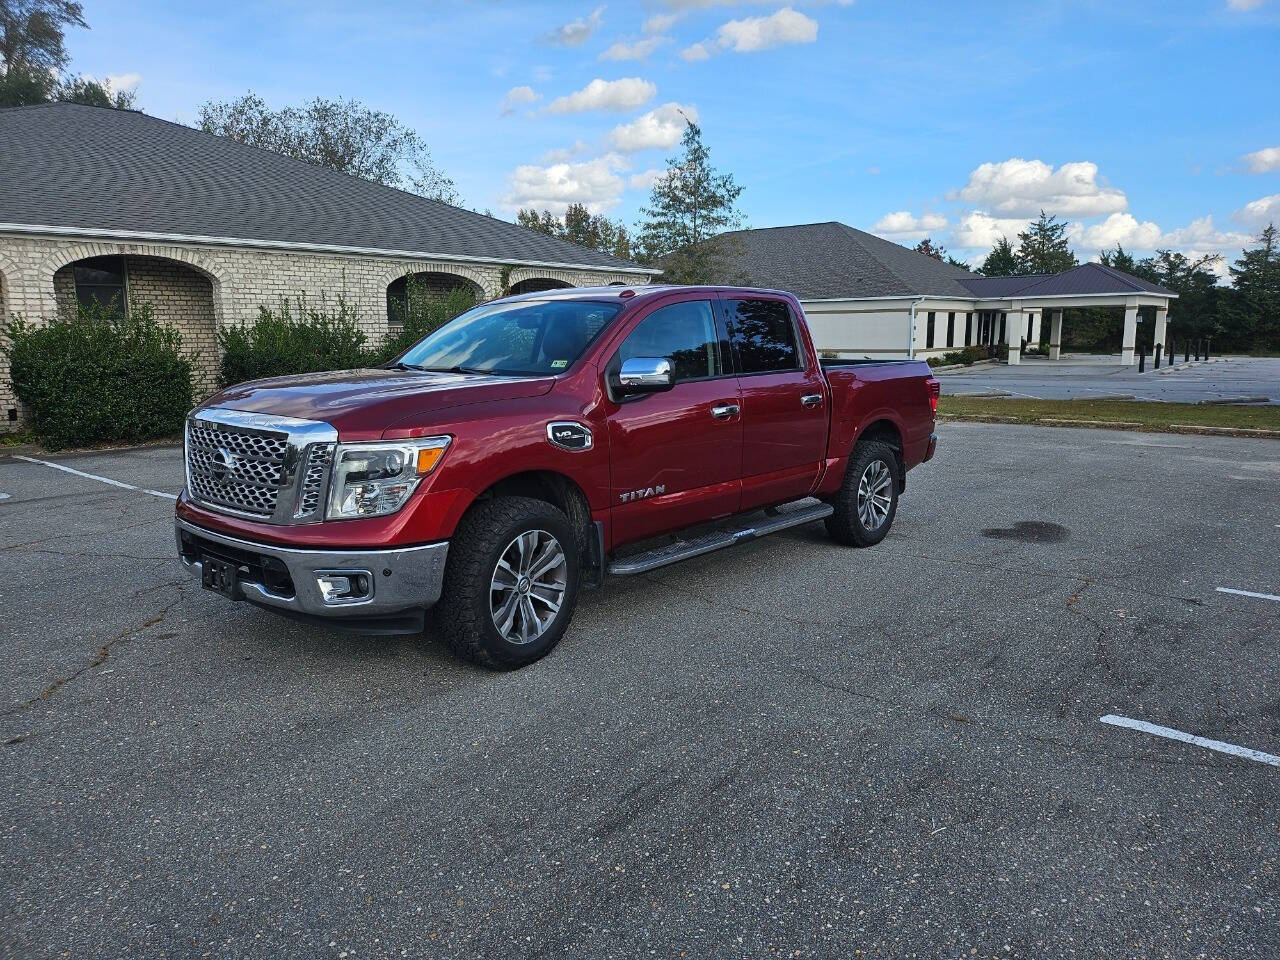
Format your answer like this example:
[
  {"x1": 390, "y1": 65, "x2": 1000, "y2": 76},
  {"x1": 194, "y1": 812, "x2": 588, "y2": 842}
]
[
  {"x1": 385, "y1": 360, "x2": 425, "y2": 371},
  {"x1": 415, "y1": 365, "x2": 497, "y2": 376}
]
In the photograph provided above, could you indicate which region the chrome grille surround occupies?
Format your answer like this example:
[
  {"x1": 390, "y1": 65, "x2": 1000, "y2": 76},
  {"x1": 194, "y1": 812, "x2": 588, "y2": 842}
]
[{"x1": 184, "y1": 408, "x2": 339, "y2": 524}]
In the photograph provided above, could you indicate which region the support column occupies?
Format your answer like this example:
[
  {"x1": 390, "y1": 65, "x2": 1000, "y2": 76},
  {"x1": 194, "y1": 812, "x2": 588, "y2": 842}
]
[
  {"x1": 1121, "y1": 298, "x2": 1139, "y2": 366},
  {"x1": 1029, "y1": 312, "x2": 1042, "y2": 345},
  {"x1": 1005, "y1": 304, "x2": 1023, "y2": 365},
  {"x1": 1048, "y1": 309, "x2": 1064, "y2": 360},
  {"x1": 1153, "y1": 305, "x2": 1168, "y2": 356}
]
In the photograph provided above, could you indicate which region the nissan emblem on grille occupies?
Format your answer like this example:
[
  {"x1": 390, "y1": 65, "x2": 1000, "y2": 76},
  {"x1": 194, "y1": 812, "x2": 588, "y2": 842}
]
[{"x1": 186, "y1": 419, "x2": 289, "y2": 517}]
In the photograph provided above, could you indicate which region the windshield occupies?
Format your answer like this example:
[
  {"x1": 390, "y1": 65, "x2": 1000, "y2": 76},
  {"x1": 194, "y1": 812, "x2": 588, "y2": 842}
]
[{"x1": 396, "y1": 299, "x2": 623, "y2": 376}]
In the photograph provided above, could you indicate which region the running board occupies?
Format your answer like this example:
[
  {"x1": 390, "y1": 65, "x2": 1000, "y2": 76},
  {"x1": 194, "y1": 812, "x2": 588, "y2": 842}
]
[{"x1": 607, "y1": 503, "x2": 834, "y2": 576}]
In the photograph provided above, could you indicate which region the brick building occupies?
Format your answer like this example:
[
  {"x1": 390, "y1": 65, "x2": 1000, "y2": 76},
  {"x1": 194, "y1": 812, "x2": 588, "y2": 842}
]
[{"x1": 0, "y1": 103, "x2": 656, "y2": 430}]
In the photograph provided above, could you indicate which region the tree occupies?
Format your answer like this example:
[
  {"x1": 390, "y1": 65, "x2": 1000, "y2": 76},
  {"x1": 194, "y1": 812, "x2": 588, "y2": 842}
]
[
  {"x1": 1100, "y1": 244, "x2": 1138, "y2": 275},
  {"x1": 0, "y1": 0, "x2": 85, "y2": 75},
  {"x1": 945, "y1": 255, "x2": 972, "y2": 270},
  {"x1": 978, "y1": 237, "x2": 1019, "y2": 276},
  {"x1": 1015, "y1": 211, "x2": 1077, "y2": 275},
  {"x1": 912, "y1": 237, "x2": 946, "y2": 261},
  {"x1": 59, "y1": 74, "x2": 134, "y2": 108},
  {"x1": 516, "y1": 203, "x2": 632, "y2": 260},
  {"x1": 634, "y1": 118, "x2": 744, "y2": 284},
  {"x1": 1224, "y1": 223, "x2": 1280, "y2": 350},
  {"x1": 197, "y1": 93, "x2": 459, "y2": 204},
  {"x1": 0, "y1": 61, "x2": 52, "y2": 104}
]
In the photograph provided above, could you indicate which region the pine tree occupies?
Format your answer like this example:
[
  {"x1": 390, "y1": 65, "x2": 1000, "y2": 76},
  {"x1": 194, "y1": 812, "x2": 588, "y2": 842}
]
[
  {"x1": 978, "y1": 237, "x2": 1019, "y2": 276},
  {"x1": 1015, "y1": 211, "x2": 1077, "y2": 274},
  {"x1": 1226, "y1": 223, "x2": 1280, "y2": 349},
  {"x1": 634, "y1": 118, "x2": 744, "y2": 284},
  {"x1": 1100, "y1": 244, "x2": 1137, "y2": 275}
]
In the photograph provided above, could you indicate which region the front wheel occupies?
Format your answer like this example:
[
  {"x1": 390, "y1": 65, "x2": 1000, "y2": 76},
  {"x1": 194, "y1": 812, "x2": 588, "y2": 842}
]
[
  {"x1": 825, "y1": 440, "x2": 900, "y2": 547},
  {"x1": 436, "y1": 496, "x2": 581, "y2": 669}
]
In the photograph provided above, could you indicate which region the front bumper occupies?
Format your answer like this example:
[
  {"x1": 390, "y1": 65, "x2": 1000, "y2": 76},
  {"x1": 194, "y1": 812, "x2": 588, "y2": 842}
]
[{"x1": 176, "y1": 517, "x2": 449, "y2": 634}]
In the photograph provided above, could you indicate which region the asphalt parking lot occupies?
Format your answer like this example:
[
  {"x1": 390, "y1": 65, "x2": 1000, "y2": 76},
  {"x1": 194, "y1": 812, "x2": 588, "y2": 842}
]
[
  {"x1": 939, "y1": 355, "x2": 1280, "y2": 404},
  {"x1": 2, "y1": 424, "x2": 1278, "y2": 959}
]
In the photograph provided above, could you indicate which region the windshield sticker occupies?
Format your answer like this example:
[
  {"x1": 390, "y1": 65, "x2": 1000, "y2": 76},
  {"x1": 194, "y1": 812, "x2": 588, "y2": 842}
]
[{"x1": 551, "y1": 359, "x2": 568, "y2": 369}]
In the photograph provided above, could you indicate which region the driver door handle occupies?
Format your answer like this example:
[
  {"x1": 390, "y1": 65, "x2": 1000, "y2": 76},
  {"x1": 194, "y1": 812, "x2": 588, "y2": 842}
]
[
  {"x1": 801, "y1": 393, "x2": 824, "y2": 407},
  {"x1": 711, "y1": 403, "x2": 740, "y2": 420}
]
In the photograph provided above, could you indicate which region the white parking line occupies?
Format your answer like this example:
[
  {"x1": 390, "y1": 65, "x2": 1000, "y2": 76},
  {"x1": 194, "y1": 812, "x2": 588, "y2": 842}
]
[
  {"x1": 1216, "y1": 586, "x2": 1280, "y2": 603},
  {"x1": 15, "y1": 455, "x2": 178, "y2": 500},
  {"x1": 1101, "y1": 715, "x2": 1280, "y2": 768}
]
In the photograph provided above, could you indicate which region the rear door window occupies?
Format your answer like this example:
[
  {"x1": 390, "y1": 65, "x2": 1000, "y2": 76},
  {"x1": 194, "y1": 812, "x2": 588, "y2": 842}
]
[{"x1": 724, "y1": 299, "x2": 801, "y2": 374}]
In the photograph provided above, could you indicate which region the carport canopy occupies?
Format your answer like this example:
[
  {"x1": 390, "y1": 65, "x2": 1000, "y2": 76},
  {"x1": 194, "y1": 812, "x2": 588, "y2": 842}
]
[{"x1": 962, "y1": 262, "x2": 1178, "y2": 365}]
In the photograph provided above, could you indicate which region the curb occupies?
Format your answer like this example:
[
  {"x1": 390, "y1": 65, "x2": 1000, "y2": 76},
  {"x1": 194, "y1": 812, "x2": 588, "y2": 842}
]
[{"x1": 937, "y1": 414, "x2": 1280, "y2": 439}]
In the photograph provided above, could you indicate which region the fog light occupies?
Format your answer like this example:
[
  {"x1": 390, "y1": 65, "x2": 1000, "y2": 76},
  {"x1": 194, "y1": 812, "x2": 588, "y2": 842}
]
[{"x1": 316, "y1": 571, "x2": 372, "y2": 605}]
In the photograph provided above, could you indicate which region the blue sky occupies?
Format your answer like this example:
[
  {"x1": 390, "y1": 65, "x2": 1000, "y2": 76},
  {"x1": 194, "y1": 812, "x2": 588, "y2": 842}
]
[{"x1": 67, "y1": 0, "x2": 1280, "y2": 271}]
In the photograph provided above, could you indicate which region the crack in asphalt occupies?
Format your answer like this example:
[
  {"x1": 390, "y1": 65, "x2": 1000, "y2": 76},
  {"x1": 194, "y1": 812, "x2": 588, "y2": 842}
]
[{"x1": 0, "y1": 581, "x2": 187, "y2": 723}]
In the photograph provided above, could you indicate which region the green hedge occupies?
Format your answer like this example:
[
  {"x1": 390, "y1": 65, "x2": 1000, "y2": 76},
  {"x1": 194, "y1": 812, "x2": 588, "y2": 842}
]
[
  {"x1": 219, "y1": 284, "x2": 478, "y2": 387},
  {"x1": 926, "y1": 345, "x2": 992, "y2": 368},
  {"x1": 3, "y1": 302, "x2": 193, "y2": 450},
  {"x1": 218, "y1": 294, "x2": 375, "y2": 386}
]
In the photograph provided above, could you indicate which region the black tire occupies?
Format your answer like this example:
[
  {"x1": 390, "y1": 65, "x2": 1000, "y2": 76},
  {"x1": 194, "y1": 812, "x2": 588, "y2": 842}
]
[
  {"x1": 435, "y1": 496, "x2": 581, "y2": 670},
  {"x1": 825, "y1": 440, "x2": 900, "y2": 547}
]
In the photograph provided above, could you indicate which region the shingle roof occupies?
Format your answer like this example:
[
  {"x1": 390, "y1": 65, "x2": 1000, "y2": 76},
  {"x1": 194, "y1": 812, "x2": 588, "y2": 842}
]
[
  {"x1": 716, "y1": 222, "x2": 1177, "y2": 302},
  {"x1": 0, "y1": 103, "x2": 652, "y2": 273},
  {"x1": 967, "y1": 261, "x2": 1176, "y2": 298},
  {"x1": 715, "y1": 221, "x2": 979, "y2": 299}
]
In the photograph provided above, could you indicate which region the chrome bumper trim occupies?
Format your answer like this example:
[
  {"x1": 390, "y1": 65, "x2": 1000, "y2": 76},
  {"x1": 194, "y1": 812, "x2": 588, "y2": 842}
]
[{"x1": 176, "y1": 517, "x2": 449, "y2": 619}]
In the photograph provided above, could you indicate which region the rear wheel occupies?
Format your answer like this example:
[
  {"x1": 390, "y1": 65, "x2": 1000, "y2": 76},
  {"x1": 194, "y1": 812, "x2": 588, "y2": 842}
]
[
  {"x1": 436, "y1": 496, "x2": 581, "y2": 669},
  {"x1": 825, "y1": 440, "x2": 899, "y2": 547}
]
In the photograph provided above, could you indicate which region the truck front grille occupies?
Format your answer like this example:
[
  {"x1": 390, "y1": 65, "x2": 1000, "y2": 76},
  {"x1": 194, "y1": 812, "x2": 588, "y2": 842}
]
[
  {"x1": 294, "y1": 443, "x2": 334, "y2": 519},
  {"x1": 187, "y1": 421, "x2": 290, "y2": 517}
]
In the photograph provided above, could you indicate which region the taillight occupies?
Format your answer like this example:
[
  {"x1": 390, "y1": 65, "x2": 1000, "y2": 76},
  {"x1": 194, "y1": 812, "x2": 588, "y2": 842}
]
[{"x1": 927, "y1": 377, "x2": 940, "y2": 414}]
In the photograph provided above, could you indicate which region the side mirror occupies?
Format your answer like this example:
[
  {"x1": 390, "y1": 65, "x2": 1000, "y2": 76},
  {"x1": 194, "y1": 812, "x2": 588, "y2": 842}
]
[{"x1": 617, "y1": 357, "x2": 673, "y2": 394}]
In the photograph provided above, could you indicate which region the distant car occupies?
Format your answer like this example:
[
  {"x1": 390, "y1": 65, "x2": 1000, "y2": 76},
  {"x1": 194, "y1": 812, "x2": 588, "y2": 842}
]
[{"x1": 176, "y1": 285, "x2": 939, "y2": 668}]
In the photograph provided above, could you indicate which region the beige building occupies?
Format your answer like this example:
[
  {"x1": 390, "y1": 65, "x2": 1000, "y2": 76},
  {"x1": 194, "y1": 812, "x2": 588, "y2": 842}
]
[{"x1": 0, "y1": 103, "x2": 657, "y2": 431}]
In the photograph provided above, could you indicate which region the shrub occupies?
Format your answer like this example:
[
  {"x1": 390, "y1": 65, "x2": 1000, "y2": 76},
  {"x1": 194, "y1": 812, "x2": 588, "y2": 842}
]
[
  {"x1": 927, "y1": 345, "x2": 991, "y2": 367},
  {"x1": 379, "y1": 280, "x2": 478, "y2": 362},
  {"x1": 219, "y1": 294, "x2": 374, "y2": 386},
  {"x1": 3, "y1": 301, "x2": 193, "y2": 450}
]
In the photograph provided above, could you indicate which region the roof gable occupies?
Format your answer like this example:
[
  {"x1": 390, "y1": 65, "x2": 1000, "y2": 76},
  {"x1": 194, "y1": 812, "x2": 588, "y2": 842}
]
[
  {"x1": 0, "y1": 103, "x2": 649, "y2": 273},
  {"x1": 714, "y1": 222, "x2": 979, "y2": 300}
]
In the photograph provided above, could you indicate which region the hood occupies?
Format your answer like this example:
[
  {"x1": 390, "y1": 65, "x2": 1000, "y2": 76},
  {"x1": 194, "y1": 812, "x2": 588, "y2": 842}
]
[{"x1": 204, "y1": 368, "x2": 556, "y2": 437}]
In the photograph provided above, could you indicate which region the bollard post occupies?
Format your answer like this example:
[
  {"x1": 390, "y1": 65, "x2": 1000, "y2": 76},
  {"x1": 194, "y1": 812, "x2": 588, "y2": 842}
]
[
  {"x1": 1138, "y1": 343, "x2": 1146, "y2": 373},
  {"x1": 1154, "y1": 343, "x2": 1162, "y2": 369}
]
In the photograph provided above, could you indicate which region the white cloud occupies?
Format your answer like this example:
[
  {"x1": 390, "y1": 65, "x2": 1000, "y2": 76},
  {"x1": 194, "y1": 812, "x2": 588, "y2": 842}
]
[
  {"x1": 681, "y1": 42, "x2": 711, "y2": 61},
  {"x1": 1234, "y1": 194, "x2": 1280, "y2": 227},
  {"x1": 1067, "y1": 212, "x2": 1163, "y2": 251},
  {"x1": 599, "y1": 35, "x2": 669, "y2": 61},
  {"x1": 1242, "y1": 146, "x2": 1280, "y2": 173},
  {"x1": 539, "y1": 140, "x2": 590, "y2": 164},
  {"x1": 503, "y1": 154, "x2": 629, "y2": 214},
  {"x1": 499, "y1": 85, "x2": 540, "y2": 115},
  {"x1": 104, "y1": 72, "x2": 140, "y2": 95},
  {"x1": 1227, "y1": 0, "x2": 1264, "y2": 9},
  {"x1": 607, "y1": 102, "x2": 698, "y2": 151},
  {"x1": 644, "y1": 12, "x2": 681, "y2": 33},
  {"x1": 951, "y1": 211, "x2": 1033, "y2": 249},
  {"x1": 714, "y1": 6, "x2": 819, "y2": 52},
  {"x1": 952, "y1": 158, "x2": 1127, "y2": 218},
  {"x1": 629, "y1": 168, "x2": 667, "y2": 191},
  {"x1": 872, "y1": 210, "x2": 948, "y2": 241},
  {"x1": 546, "y1": 77, "x2": 657, "y2": 113},
  {"x1": 546, "y1": 5, "x2": 605, "y2": 46}
]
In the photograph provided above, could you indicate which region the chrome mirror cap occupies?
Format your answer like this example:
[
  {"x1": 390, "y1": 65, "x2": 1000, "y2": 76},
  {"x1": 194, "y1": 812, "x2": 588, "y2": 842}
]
[{"x1": 618, "y1": 357, "x2": 673, "y2": 393}]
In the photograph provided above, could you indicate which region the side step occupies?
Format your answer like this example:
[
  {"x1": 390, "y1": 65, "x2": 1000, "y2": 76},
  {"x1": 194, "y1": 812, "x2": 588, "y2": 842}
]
[{"x1": 607, "y1": 502, "x2": 834, "y2": 576}]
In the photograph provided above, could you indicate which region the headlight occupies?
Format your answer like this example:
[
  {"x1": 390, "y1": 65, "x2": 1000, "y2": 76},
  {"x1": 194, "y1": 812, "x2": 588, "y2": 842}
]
[{"x1": 325, "y1": 437, "x2": 451, "y2": 520}]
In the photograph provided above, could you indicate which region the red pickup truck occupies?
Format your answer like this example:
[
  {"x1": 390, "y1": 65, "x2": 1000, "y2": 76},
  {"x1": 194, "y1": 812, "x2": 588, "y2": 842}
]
[{"x1": 177, "y1": 285, "x2": 938, "y2": 668}]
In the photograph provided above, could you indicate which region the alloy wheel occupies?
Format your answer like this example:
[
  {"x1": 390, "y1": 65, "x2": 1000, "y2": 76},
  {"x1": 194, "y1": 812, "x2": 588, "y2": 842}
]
[
  {"x1": 857, "y1": 459, "x2": 893, "y2": 531},
  {"x1": 489, "y1": 529, "x2": 568, "y2": 644}
]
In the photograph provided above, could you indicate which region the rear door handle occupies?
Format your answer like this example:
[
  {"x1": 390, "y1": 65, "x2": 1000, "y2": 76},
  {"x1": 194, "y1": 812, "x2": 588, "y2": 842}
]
[
  {"x1": 711, "y1": 403, "x2": 740, "y2": 420},
  {"x1": 801, "y1": 393, "x2": 824, "y2": 407}
]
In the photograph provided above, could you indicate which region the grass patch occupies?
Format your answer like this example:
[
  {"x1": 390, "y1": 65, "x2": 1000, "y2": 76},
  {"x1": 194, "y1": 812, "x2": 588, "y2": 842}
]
[{"x1": 940, "y1": 396, "x2": 1280, "y2": 433}]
